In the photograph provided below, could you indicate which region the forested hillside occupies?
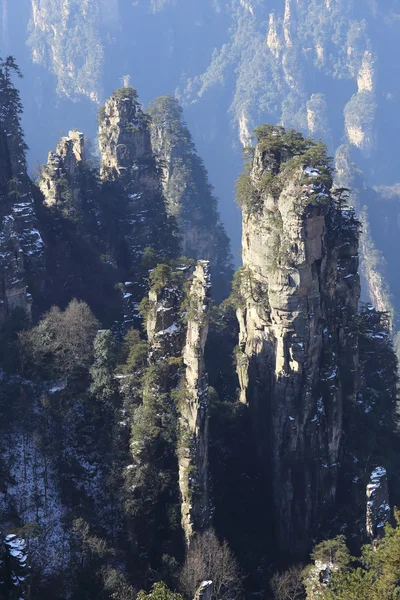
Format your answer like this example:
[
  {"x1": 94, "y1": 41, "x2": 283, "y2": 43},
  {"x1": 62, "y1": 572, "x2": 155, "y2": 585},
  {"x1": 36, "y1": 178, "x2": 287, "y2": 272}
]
[
  {"x1": 0, "y1": 53, "x2": 398, "y2": 598},
  {"x1": 0, "y1": 2, "x2": 399, "y2": 599}
]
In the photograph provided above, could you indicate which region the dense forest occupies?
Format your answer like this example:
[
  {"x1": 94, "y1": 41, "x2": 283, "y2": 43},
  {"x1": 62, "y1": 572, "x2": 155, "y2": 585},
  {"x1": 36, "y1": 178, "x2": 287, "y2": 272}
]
[{"x1": 0, "y1": 50, "x2": 399, "y2": 600}]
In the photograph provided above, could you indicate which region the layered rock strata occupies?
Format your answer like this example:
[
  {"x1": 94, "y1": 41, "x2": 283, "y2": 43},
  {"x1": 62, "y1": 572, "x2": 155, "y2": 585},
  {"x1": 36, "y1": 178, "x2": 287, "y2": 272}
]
[
  {"x1": 145, "y1": 260, "x2": 211, "y2": 543},
  {"x1": 39, "y1": 129, "x2": 85, "y2": 209},
  {"x1": 236, "y1": 126, "x2": 360, "y2": 556},
  {"x1": 179, "y1": 260, "x2": 211, "y2": 542},
  {"x1": 98, "y1": 87, "x2": 177, "y2": 321}
]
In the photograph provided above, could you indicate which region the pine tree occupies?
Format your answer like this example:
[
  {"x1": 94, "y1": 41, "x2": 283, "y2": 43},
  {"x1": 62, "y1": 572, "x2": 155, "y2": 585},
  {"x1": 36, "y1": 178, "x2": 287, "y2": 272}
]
[
  {"x1": 90, "y1": 330, "x2": 119, "y2": 402},
  {"x1": 0, "y1": 56, "x2": 28, "y2": 177}
]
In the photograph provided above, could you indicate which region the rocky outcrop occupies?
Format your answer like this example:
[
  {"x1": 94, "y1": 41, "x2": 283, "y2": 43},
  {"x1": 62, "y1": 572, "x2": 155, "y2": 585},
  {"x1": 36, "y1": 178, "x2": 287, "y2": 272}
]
[
  {"x1": 148, "y1": 95, "x2": 232, "y2": 301},
  {"x1": 99, "y1": 88, "x2": 155, "y2": 186},
  {"x1": 334, "y1": 145, "x2": 393, "y2": 319},
  {"x1": 344, "y1": 91, "x2": 376, "y2": 156},
  {"x1": 40, "y1": 130, "x2": 85, "y2": 209},
  {"x1": 179, "y1": 260, "x2": 211, "y2": 542},
  {"x1": 146, "y1": 265, "x2": 185, "y2": 372},
  {"x1": 366, "y1": 466, "x2": 391, "y2": 540},
  {"x1": 145, "y1": 260, "x2": 211, "y2": 544},
  {"x1": 98, "y1": 87, "x2": 177, "y2": 321},
  {"x1": 98, "y1": 88, "x2": 176, "y2": 245},
  {"x1": 236, "y1": 126, "x2": 360, "y2": 556},
  {"x1": 306, "y1": 94, "x2": 331, "y2": 147}
]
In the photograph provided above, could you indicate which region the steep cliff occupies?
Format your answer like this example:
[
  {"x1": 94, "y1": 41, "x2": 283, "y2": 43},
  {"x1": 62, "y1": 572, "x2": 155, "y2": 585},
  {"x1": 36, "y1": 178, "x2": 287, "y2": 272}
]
[
  {"x1": 39, "y1": 129, "x2": 85, "y2": 211},
  {"x1": 20, "y1": 0, "x2": 400, "y2": 325},
  {"x1": 148, "y1": 96, "x2": 232, "y2": 300},
  {"x1": 235, "y1": 126, "x2": 360, "y2": 557},
  {"x1": 143, "y1": 260, "x2": 211, "y2": 544},
  {"x1": 98, "y1": 87, "x2": 178, "y2": 321},
  {"x1": 178, "y1": 260, "x2": 211, "y2": 541}
]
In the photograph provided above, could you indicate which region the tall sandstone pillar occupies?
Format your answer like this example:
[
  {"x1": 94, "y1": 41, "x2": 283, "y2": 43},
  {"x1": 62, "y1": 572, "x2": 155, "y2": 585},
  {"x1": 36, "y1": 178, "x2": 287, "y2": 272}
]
[{"x1": 236, "y1": 126, "x2": 360, "y2": 556}]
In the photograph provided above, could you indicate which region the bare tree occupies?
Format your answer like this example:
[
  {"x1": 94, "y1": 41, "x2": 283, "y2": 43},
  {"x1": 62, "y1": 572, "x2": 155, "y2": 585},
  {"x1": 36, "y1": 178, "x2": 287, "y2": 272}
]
[
  {"x1": 19, "y1": 299, "x2": 99, "y2": 379},
  {"x1": 270, "y1": 565, "x2": 305, "y2": 600},
  {"x1": 180, "y1": 529, "x2": 243, "y2": 600}
]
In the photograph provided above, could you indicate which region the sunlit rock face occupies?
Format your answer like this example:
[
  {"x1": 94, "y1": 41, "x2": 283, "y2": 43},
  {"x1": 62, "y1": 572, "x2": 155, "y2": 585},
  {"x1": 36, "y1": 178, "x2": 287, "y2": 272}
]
[
  {"x1": 99, "y1": 88, "x2": 154, "y2": 186},
  {"x1": 98, "y1": 87, "x2": 178, "y2": 321},
  {"x1": 145, "y1": 260, "x2": 212, "y2": 544},
  {"x1": 40, "y1": 129, "x2": 85, "y2": 208},
  {"x1": 179, "y1": 260, "x2": 211, "y2": 542},
  {"x1": 236, "y1": 126, "x2": 360, "y2": 557}
]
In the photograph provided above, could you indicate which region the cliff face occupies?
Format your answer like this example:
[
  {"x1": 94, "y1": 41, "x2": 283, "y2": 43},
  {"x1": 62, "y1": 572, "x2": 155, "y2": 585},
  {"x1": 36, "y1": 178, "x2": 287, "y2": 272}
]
[
  {"x1": 148, "y1": 96, "x2": 232, "y2": 300},
  {"x1": 40, "y1": 129, "x2": 85, "y2": 210},
  {"x1": 98, "y1": 88, "x2": 177, "y2": 316},
  {"x1": 179, "y1": 260, "x2": 211, "y2": 541},
  {"x1": 10, "y1": 0, "x2": 400, "y2": 325},
  {"x1": 144, "y1": 260, "x2": 211, "y2": 544},
  {"x1": 99, "y1": 88, "x2": 154, "y2": 186},
  {"x1": 236, "y1": 126, "x2": 360, "y2": 556}
]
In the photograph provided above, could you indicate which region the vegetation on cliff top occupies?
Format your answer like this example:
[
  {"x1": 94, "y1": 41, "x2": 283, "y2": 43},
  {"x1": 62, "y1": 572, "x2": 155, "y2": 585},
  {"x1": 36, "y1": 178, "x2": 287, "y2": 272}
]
[{"x1": 237, "y1": 125, "x2": 333, "y2": 215}]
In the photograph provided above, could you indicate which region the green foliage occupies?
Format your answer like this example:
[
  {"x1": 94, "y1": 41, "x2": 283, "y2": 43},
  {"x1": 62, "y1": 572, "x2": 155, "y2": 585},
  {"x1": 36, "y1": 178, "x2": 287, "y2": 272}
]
[
  {"x1": 137, "y1": 582, "x2": 184, "y2": 600},
  {"x1": 235, "y1": 172, "x2": 261, "y2": 215},
  {"x1": 148, "y1": 95, "x2": 233, "y2": 300},
  {"x1": 322, "y1": 569, "x2": 373, "y2": 600},
  {"x1": 90, "y1": 330, "x2": 119, "y2": 401},
  {"x1": 19, "y1": 299, "x2": 99, "y2": 381},
  {"x1": 139, "y1": 296, "x2": 151, "y2": 323},
  {"x1": 0, "y1": 56, "x2": 28, "y2": 175},
  {"x1": 237, "y1": 126, "x2": 333, "y2": 215},
  {"x1": 311, "y1": 514, "x2": 400, "y2": 599},
  {"x1": 102, "y1": 567, "x2": 136, "y2": 600},
  {"x1": 124, "y1": 361, "x2": 179, "y2": 559},
  {"x1": 112, "y1": 87, "x2": 138, "y2": 101},
  {"x1": 149, "y1": 264, "x2": 178, "y2": 294},
  {"x1": 142, "y1": 246, "x2": 158, "y2": 270},
  {"x1": 118, "y1": 328, "x2": 148, "y2": 375},
  {"x1": 227, "y1": 267, "x2": 250, "y2": 310},
  {"x1": 311, "y1": 536, "x2": 351, "y2": 569},
  {"x1": 253, "y1": 125, "x2": 309, "y2": 158}
]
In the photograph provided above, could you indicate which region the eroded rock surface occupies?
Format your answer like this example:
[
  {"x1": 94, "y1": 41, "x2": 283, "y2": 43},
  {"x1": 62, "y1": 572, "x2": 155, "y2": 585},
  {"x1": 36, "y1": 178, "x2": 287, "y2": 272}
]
[
  {"x1": 40, "y1": 129, "x2": 85, "y2": 208},
  {"x1": 179, "y1": 260, "x2": 211, "y2": 542},
  {"x1": 236, "y1": 126, "x2": 360, "y2": 556}
]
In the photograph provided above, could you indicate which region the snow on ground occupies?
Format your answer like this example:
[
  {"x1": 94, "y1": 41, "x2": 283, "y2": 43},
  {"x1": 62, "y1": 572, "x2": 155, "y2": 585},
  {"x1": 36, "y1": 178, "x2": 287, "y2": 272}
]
[{"x1": 0, "y1": 429, "x2": 70, "y2": 576}]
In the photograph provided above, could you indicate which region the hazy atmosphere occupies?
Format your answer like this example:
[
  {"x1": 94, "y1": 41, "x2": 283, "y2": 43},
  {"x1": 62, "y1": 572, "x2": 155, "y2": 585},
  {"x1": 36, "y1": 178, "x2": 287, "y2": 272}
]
[{"x1": 0, "y1": 1, "x2": 400, "y2": 599}]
